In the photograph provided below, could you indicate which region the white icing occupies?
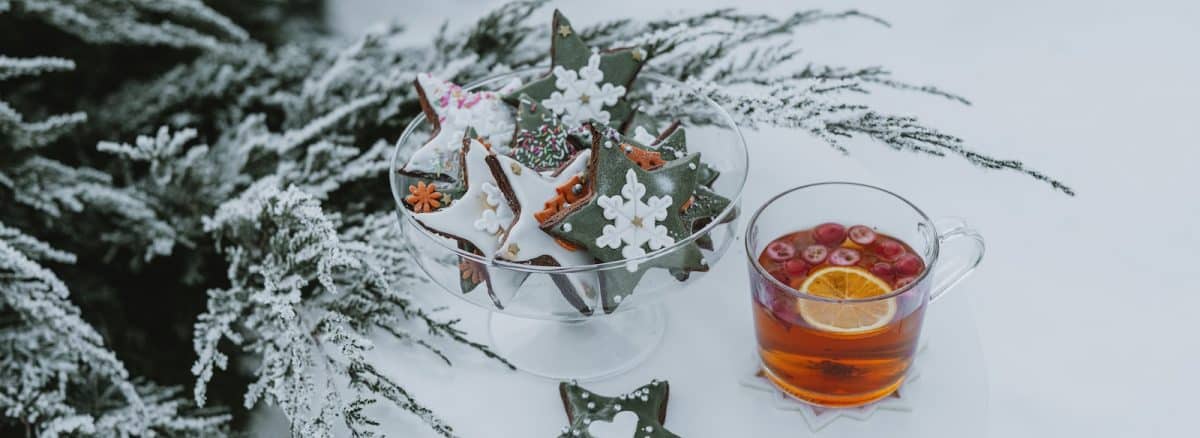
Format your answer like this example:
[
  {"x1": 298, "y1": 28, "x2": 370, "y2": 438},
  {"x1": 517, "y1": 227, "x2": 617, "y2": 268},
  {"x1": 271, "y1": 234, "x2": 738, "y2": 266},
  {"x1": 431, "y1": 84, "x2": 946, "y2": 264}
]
[
  {"x1": 412, "y1": 137, "x2": 513, "y2": 255},
  {"x1": 563, "y1": 223, "x2": 573, "y2": 232},
  {"x1": 488, "y1": 150, "x2": 593, "y2": 270},
  {"x1": 541, "y1": 52, "x2": 626, "y2": 129},
  {"x1": 632, "y1": 126, "x2": 656, "y2": 145},
  {"x1": 403, "y1": 73, "x2": 517, "y2": 175},
  {"x1": 595, "y1": 169, "x2": 675, "y2": 265}
]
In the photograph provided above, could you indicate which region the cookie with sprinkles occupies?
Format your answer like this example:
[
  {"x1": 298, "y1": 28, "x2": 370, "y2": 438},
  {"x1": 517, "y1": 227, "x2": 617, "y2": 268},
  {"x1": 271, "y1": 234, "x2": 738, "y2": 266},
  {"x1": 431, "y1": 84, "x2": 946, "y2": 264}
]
[
  {"x1": 399, "y1": 73, "x2": 517, "y2": 181},
  {"x1": 503, "y1": 10, "x2": 649, "y2": 132},
  {"x1": 509, "y1": 94, "x2": 583, "y2": 171},
  {"x1": 558, "y1": 380, "x2": 678, "y2": 438}
]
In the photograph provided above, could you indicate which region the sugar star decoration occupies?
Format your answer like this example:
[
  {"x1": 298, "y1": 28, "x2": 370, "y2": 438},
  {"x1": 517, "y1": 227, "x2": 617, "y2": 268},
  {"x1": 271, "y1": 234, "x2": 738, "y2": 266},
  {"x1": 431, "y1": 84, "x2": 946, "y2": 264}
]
[
  {"x1": 400, "y1": 73, "x2": 516, "y2": 180},
  {"x1": 558, "y1": 380, "x2": 678, "y2": 438},
  {"x1": 487, "y1": 149, "x2": 596, "y2": 314},
  {"x1": 504, "y1": 10, "x2": 648, "y2": 131},
  {"x1": 739, "y1": 343, "x2": 928, "y2": 432},
  {"x1": 411, "y1": 131, "x2": 527, "y2": 303},
  {"x1": 543, "y1": 125, "x2": 705, "y2": 313},
  {"x1": 510, "y1": 94, "x2": 582, "y2": 171}
]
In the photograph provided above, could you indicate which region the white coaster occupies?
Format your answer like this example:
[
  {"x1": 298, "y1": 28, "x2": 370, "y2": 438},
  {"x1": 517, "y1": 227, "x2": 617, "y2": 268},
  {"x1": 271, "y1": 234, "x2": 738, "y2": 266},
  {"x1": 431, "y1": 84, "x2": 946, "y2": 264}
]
[{"x1": 739, "y1": 343, "x2": 928, "y2": 432}]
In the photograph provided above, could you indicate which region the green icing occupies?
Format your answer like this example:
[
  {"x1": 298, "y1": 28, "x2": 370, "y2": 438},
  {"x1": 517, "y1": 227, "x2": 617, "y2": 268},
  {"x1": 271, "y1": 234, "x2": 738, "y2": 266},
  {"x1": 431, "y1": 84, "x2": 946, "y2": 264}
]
[
  {"x1": 653, "y1": 126, "x2": 719, "y2": 187},
  {"x1": 510, "y1": 94, "x2": 580, "y2": 171},
  {"x1": 503, "y1": 10, "x2": 647, "y2": 128},
  {"x1": 545, "y1": 125, "x2": 704, "y2": 313},
  {"x1": 558, "y1": 380, "x2": 678, "y2": 438}
]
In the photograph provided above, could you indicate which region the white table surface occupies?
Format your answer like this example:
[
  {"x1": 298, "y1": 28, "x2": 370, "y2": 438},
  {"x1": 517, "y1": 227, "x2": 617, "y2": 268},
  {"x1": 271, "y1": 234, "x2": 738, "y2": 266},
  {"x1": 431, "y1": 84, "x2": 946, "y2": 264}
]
[{"x1": 322, "y1": 1, "x2": 1200, "y2": 436}]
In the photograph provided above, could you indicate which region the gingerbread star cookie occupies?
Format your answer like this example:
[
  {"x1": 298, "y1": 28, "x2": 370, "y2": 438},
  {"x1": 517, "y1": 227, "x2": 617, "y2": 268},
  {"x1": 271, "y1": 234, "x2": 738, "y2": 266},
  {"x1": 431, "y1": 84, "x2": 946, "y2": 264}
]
[
  {"x1": 542, "y1": 125, "x2": 706, "y2": 312},
  {"x1": 509, "y1": 94, "x2": 584, "y2": 171},
  {"x1": 558, "y1": 380, "x2": 678, "y2": 438},
  {"x1": 487, "y1": 149, "x2": 597, "y2": 314},
  {"x1": 503, "y1": 10, "x2": 648, "y2": 132},
  {"x1": 399, "y1": 73, "x2": 517, "y2": 181}
]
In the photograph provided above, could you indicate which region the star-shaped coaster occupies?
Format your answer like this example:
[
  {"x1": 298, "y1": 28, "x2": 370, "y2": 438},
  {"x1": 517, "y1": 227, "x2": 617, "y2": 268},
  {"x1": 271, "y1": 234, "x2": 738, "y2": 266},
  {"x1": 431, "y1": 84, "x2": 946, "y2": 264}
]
[
  {"x1": 410, "y1": 129, "x2": 527, "y2": 305},
  {"x1": 558, "y1": 380, "x2": 679, "y2": 438},
  {"x1": 400, "y1": 73, "x2": 517, "y2": 181},
  {"x1": 739, "y1": 343, "x2": 928, "y2": 432},
  {"x1": 542, "y1": 125, "x2": 706, "y2": 313},
  {"x1": 487, "y1": 149, "x2": 597, "y2": 315},
  {"x1": 504, "y1": 10, "x2": 648, "y2": 132},
  {"x1": 509, "y1": 94, "x2": 585, "y2": 171}
]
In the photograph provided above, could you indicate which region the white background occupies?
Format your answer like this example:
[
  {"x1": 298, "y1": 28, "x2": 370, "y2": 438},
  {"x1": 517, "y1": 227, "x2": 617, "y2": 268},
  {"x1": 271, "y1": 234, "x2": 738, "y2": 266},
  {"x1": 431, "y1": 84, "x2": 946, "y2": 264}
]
[{"x1": 322, "y1": 0, "x2": 1200, "y2": 436}]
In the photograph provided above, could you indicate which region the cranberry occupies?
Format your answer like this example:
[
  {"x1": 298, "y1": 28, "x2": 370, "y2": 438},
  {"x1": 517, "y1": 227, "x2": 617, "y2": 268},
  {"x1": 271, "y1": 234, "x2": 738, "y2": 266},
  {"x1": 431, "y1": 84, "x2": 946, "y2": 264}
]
[
  {"x1": 847, "y1": 225, "x2": 877, "y2": 246},
  {"x1": 828, "y1": 248, "x2": 861, "y2": 266},
  {"x1": 784, "y1": 259, "x2": 809, "y2": 276},
  {"x1": 895, "y1": 276, "x2": 918, "y2": 289},
  {"x1": 812, "y1": 222, "x2": 847, "y2": 245},
  {"x1": 801, "y1": 245, "x2": 829, "y2": 264},
  {"x1": 769, "y1": 269, "x2": 790, "y2": 284},
  {"x1": 765, "y1": 241, "x2": 796, "y2": 261},
  {"x1": 870, "y1": 262, "x2": 894, "y2": 279},
  {"x1": 875, "y1": 239, "x2": 906, "y2": 261},
  {"x1": 894, "y1": 253, "x2": 925, "y2": 276}
]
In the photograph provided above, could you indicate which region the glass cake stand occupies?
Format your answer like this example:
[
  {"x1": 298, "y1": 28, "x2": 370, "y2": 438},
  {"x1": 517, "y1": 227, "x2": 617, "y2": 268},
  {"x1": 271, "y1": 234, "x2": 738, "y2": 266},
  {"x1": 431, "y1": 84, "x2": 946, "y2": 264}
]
[{"x1": 390, "y1": 68, "x2": 748, "y2": 380}]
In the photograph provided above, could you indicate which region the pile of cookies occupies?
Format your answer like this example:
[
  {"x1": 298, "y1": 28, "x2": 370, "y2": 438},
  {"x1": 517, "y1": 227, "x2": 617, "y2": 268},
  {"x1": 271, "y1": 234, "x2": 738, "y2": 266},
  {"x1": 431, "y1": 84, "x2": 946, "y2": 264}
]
[{"x1": 397, "y1": 10, "x2": 731, "y2": 314}]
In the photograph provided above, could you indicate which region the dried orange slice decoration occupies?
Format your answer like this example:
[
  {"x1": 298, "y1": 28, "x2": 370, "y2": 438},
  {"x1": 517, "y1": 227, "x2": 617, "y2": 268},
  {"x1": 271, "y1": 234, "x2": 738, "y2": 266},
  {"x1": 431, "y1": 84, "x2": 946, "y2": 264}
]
[{"x1": 796, "y1": 267, "x2": 897, "y2": 334}]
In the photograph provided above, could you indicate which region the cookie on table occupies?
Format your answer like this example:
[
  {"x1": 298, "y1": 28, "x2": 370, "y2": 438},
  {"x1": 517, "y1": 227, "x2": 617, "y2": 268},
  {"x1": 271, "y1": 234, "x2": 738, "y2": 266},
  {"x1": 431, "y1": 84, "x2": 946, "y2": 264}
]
[
  {"x1": 487, "y1": 148, "x2": 597, "y2": 315},
  {"x1": 541, "y1": 124, "x2": 707, "y2": 313},
  {"x1": 558, "y1": 380, "x2": 678, "y2": 438},
  {"x1": 399, "y1": 73, "x2": 517, "y2": 182},
  {"x1": 503, "y1": 10, "x2": 649, "y2": 133}
]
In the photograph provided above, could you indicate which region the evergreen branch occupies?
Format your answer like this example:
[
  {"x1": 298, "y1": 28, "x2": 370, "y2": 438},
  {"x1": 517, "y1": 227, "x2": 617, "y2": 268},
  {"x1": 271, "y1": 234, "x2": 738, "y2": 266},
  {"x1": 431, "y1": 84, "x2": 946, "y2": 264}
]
[{"x1": 0, "y1": 56, "x2": 74, "y2": 81}]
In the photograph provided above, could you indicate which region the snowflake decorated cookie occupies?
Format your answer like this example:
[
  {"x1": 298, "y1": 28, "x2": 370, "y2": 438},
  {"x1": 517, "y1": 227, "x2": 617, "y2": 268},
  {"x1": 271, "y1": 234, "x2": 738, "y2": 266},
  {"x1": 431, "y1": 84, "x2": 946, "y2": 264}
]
[
  {"x1": 399, "y1": 73, "x2": 516, "y2": 181},
  {"x1": 504, "y1": 10, "x2": 648, "y2": 132},
  {"x1": 542, "y1": 125, "x2": 706, "y2": 312},
  {"x1": 558, "y1": 380, "x2": 678, "y2": 438},
  {"x1": 487, "y1": 149, "x2": 597, "y2": 314}
]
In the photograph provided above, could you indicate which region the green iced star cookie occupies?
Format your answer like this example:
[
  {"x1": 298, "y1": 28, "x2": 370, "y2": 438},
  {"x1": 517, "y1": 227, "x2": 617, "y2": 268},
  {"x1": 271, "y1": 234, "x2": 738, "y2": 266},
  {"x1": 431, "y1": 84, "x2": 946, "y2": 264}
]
[
  {"x1": 558, "y1": 380, "x2": 678, "y2": 438},
  {"x1": 509, "y1": 94, "x2": 583, "y2": 171},
  {"x1": 542, "y1": 125, "x2": 705, "y2": 313},
  {"x1": 504, "y1": 10, "x2": 649, "y2": 131}
]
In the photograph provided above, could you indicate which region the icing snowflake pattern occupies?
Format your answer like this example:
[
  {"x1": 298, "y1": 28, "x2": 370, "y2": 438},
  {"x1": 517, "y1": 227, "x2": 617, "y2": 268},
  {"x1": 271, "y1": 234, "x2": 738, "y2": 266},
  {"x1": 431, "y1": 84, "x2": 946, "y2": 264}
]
[
  {"x1": 596, "y1": 169, "x2": 675, "y2": 271},
  {"x1": 474, "y1": 182, "x2": 512, "y2": 240},
  {"x1": 542, "y1": 51, "x2": 626, "y2": 129}
]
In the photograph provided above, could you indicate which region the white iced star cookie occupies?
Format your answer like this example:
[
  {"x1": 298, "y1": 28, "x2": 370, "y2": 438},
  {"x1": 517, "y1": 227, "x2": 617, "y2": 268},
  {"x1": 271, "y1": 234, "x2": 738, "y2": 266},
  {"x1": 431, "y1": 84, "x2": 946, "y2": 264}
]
[
  {"x1": 411, "y1": 135, "x2": 513, "y2": 257},
  {"x1": 401, "y1": 73, "x2": 517, "y2": 179},
  {"x1": 488, "y1": 150, "x2": 597, "y2": 314}
]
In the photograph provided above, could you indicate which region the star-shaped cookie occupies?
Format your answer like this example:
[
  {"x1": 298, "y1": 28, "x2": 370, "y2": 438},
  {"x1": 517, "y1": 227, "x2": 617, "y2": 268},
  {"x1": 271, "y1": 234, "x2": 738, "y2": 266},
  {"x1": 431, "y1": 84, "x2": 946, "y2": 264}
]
[
  {"x1": 558, "y1": 380, "x2": 678, "y2": 438},
  {"x1": 410, "y1": 130, "x2": 527, "y2": 305},
  {"x1": 542, "y1": 125, "x2": 706, "y2": 313},
  {"x1": 399, "y1": 73, "x2": 517, "y2": 181},
  {"x1": 503, "y1": 10, "x2": 648, "y2": 132},
  {"x1": 509, "y1": 94, "x2": 584, "y2": 171},
  {"x1": 487, "y1": 149, "x2": 597, "y2": 315}
]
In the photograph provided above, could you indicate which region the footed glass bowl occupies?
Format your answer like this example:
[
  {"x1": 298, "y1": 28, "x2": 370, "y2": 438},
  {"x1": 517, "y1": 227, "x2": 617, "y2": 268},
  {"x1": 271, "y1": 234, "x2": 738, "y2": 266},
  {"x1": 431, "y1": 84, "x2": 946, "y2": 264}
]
[{"x1": 390, "y1": 68, "x2": 748, "y2": 380}]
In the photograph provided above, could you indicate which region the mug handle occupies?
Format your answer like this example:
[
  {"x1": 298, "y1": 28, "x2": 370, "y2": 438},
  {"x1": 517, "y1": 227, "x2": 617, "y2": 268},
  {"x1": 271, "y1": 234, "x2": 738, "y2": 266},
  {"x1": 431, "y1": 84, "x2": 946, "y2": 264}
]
[{"x1": 928, "y1": 217, "x2": 986, "y2": 303}]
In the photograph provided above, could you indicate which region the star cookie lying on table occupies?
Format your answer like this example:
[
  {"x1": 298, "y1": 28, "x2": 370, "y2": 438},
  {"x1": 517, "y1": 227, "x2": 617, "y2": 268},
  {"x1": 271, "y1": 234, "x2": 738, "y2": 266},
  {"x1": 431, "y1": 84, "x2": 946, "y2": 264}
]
[
  {"x1": 487, "y1": 148, "x2": 597, "y2": 314},
  {"x1": 541, "y1": 124, "x2": 707, "y2": 313},
  {"x1": 558, "y1": 380, "x2": 678, "y2": 438},
  {"x1": 504, "y1": 10, "x2": 648, "y2": 132},
  {"x1": 399, "y1": 73, "x2": 518, "y2": 181}
]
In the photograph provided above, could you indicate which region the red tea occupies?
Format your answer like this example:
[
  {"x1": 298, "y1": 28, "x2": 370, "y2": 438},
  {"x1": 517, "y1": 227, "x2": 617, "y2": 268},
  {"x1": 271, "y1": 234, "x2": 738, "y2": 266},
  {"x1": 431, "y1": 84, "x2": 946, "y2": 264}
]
[{"x1": 752, "y1": 223, "x2": 927, "y2": 407}]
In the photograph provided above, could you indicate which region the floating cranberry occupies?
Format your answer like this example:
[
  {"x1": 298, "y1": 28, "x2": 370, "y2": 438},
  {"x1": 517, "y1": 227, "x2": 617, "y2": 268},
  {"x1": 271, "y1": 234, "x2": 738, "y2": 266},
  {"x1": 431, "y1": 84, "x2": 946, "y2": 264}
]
[
  {"x1": 784, "y1": 259, "x2": 809, "y2": 276},
  {"x1": 875, "y1": 239, "x2": 905, "y2": 261},
  {"x1": 894, "y1": 253, "x2": 925, "y2": 276},
  {"x1": 801, "y1": 245, "x2": 829, "y2": 264},
  {"x1": 847, "y1": 225, "x2": 877, "y2": 245},
  {"x1": 895, "y1": 276, "x2": 918, "y2": 289},
  {"x1": 766, "y1": 241, "x2": 796, "y2": 261},
  {"x1": 812, "y1": 222, "x2": 847, "y2": 245},
  {"x1": 829, "y1": 248, "x2": 861, "y2": 266},
  {"x1": 870, "y1": 262, "x2": 894, "y2": 279}
]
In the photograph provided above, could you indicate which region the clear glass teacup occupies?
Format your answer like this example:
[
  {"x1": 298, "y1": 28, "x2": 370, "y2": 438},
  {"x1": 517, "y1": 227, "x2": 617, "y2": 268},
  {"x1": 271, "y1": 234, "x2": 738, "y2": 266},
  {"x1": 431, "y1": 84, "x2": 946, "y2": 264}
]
[{"x1": 744, "y1": 182, "x2": 984, "y2": 407}]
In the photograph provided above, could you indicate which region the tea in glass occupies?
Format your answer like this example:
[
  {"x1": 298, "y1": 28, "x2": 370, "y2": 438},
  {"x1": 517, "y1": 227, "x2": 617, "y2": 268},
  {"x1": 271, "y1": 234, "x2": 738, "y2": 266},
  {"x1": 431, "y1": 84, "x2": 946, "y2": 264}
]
[{"x1": 752, "y1": 223, "x2": 927, "y2": 407}]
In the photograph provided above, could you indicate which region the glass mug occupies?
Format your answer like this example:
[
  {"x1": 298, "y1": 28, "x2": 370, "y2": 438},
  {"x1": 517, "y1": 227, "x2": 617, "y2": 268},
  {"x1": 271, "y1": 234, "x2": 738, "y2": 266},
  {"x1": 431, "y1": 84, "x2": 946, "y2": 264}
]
[{"x1": 744, "y1": 182, "x2": 985, "y2": 407}]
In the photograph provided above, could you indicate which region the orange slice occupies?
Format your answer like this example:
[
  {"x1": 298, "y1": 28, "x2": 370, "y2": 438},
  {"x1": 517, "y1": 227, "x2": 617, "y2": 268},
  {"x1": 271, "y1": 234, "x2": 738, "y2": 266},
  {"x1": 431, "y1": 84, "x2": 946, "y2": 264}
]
[{"x1": 797, "y1": 267, "x2": 897, "y2": 334}]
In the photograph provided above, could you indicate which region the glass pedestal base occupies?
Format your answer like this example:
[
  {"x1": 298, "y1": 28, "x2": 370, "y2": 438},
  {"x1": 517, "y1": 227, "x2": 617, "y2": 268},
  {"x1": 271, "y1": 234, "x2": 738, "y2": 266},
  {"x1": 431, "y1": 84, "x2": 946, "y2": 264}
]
[{"x1": 487, "y1": 304, "x2": 665, "y2": 381}]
